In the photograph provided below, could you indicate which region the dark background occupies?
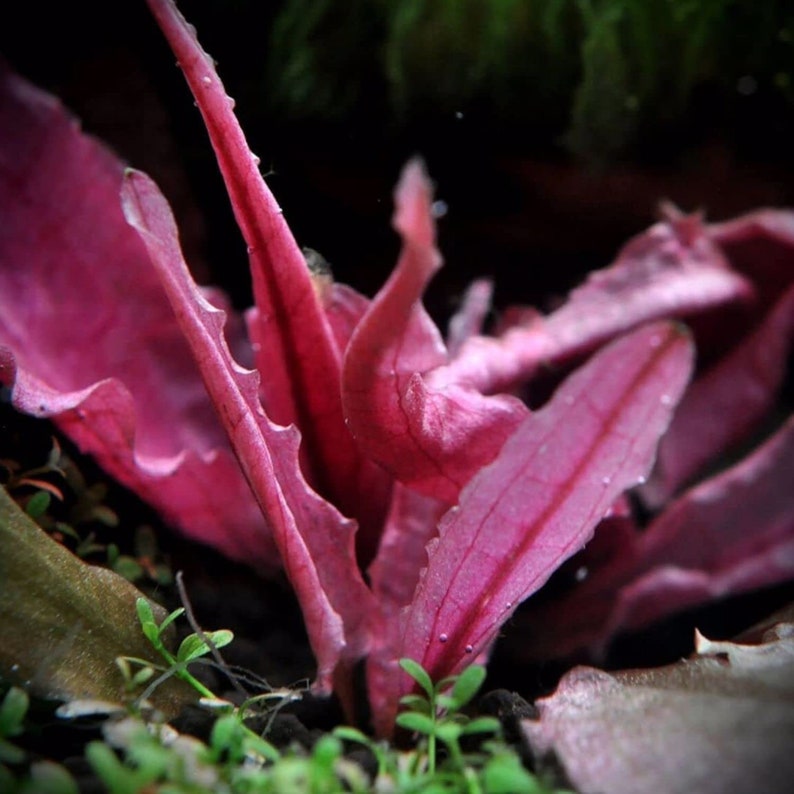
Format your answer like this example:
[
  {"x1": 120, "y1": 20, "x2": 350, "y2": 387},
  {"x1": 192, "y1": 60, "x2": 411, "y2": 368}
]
[{"x1": 3, "y1": 0, "x2": 793, "y2": 325}]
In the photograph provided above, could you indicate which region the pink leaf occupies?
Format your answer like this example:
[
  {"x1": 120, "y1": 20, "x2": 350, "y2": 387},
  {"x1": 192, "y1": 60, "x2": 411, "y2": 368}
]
[
  {"x1": 521, "y1": 621, "x2": 794, "y2": 794},
  {"x1": 644, "y1": 285, "x2": 794, "y2": 504},
  {"x1": 400, "y1": 322, "x2": 693, "y2": 688},
  {"x1": 145, "y1": 0, "x2": 391, "y2": 546},
  {"x1": 122, "y1": 169, "x2": 375, "y2": 698},
  {"x1": 709, "y1": 208, "x2": 794, "y2": 305},
  {"x1": 517, "y1": 419, "x2": 794, "y2": 661},
  {"x1": 343, "y1": 159, "x2": 525, "y2": 502},
  {"x1": 365, "y1": 483, "x2": 449, "y2": 737},
  {"x1": 0, "y1": 66, "x2": 274, "y2": 565},
  {"x1": 438, "y1": 210, "x2": 752, "y2": 396}
]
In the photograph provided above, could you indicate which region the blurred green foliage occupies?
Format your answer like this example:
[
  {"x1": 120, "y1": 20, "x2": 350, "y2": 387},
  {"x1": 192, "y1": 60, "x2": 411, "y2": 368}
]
[{"x1": 266, "y1": 0, "x2": 794, "y2": 162}]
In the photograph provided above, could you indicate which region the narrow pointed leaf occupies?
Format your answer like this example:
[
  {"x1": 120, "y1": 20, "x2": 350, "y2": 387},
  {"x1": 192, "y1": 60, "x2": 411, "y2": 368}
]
[
  {"x1": 145, "y1": 0, "x2": 390, "y2": 542},
  {"x1": 121, "y1": 169, "x2": 375, "y2": 694},
  {"x1": 401, "y1": 322, "x2": 693, "y2": 686},
  {"x1": 343, "y1": 159, "x2": 525, "y2": 502},
  {"x1": 176, "y1": 630, "x2": 233, "y2": 664}
]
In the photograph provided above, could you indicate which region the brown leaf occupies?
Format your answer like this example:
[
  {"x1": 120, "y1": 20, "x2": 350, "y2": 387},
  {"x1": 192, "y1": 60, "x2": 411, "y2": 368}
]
[{"x1": 0, "y1": 485, "x2": 194, "y2": 717}]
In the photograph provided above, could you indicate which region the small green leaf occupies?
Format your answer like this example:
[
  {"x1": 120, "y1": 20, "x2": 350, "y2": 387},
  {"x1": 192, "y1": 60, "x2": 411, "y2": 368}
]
[
  {"x1": 399, "y1": 658, "x2": 434, "y2": 699},
  {"x1": 85, "y1": 742, "x2": 138, "y2": 794},
  {"x1": 450, "y1": 664, "x2": 487, "y2": 710},
  {"x1": 435, "y1": 721, "x2": 463, "y2": 744},
  {"x1": 176, "y1": 630, "x2": 233, "y2": 664},
  {"x1": 157, "y1": 607, "x2": 185, "y2": 635},
  {"x1": 0, "y1": 736, "x2": 26, "y2": 764},
  {"x1": 398, "y1": 694, "x2": 432, "y2": 714},
  {"x1": 210, "y1": 713, "x2": 240, "y2": 754},
  {"x1": 332, "y1": 726, "x2": 371, "y2": 745},
  {"x1": 395, "y1": 711, "x2": 436, "y2": 735},
  {"x1": 131, "y1": 667, "x2": 156, "y2": 687},
  {"x1": 242, "y1": 731, "x2": 280, "y2": 763},
  {"x1": 91, "y1": 505, "x2": 119, "y2": 527},
  {"x1": 20, "y1": 760, "x2": 79, "y2": 794},
  {"x1": 112, "y1": 556, "x2": 144, "y2": 583},
  {"x1": 461, "y1": 716, "x2": 501, "y2": 736},
  {"x1": 483, "y1": 751, "x2": 546, "y2": 794},
  {"x1": 53, "y1": 522, "x2": 79, "y2": 540},
  {"x1": 312, "y1": 734, "x2": 342, "y2": 767},
  {"x1": 135, "y1": 597, "x2": 156, "y2": 629},
  {"x1": 0, "y1": 687, "x2": 28, "y2": 737},
  {"x1": 25, "y1": 490, "x2": 51, "y2": 518}
]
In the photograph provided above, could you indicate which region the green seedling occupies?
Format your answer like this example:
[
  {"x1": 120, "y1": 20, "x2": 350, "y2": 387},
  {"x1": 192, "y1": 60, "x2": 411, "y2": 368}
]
[
  {"x1": 397, "y1": 659, "x2": 501, "y2": 777},
  {"x1": 1, "y1": 687, "x2": 79, "y2": 794},
  {"x1": 0, "y1": 687, "x2": 28, "y2": 766},
  {"x1": 127, "y1": 597, "x2": 233, "y2": 701},
  {"x1": 335, "y1": 659, "x2": 566, "y2": 793}
]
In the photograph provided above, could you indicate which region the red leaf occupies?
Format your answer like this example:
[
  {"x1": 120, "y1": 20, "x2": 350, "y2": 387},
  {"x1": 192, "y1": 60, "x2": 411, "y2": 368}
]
[
  {"x1": 518, "y1": 419, "x2": 794, "y2": 661},
  {"x1": 645, "y1": 284, "x2": 794, "y2": 504},
  {"x1": 400, "y1": 322, "x2": 693, "y2": 689},
  {"x1": 709, "y1": 207, "x2": 794, "y2": 306},
  {"x1": 122, "y1": 169, "x2": 375, "y2": 697},
  {"x1": 439, "y1": 210, "x2": 752, "y2": 395},
  {"x1": 0, "y1": 66, "x2": 274, "y2": 565},
  {"x1": 366, "y1": 484, "x2": 449, "y2": 737},
  {"x1": 145, "y1": 0, "x2": 391, "y2": 546},
  {"x1": 343, "y1": 160, "x2": 525, "y2": 503}
]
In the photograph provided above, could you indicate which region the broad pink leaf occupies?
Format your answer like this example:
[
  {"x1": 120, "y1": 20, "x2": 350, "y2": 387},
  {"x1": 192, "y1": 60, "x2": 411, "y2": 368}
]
[
  {"x1": 145, "y1": 0, "x2": 391, "y2": 545},
  {"x1": 400, "y1": 321, "x2": 693, "y2": 691},
  {"x1": 522, "y1": 621, "x2": 794, "y2": 794},
  {"x1": 517, "y1": 418, "x2": 794, "y2": 661},
  {"x1": 644, "y1": 285, "x2": 794, "y2": 504},
  {"x1": 436, "y1": 210, "x2": 752, "y2": 396},
  {"x1": 709, "y1": 208, "x2": 794, "y2": 306},
  {"x1": 343, "y1": 160, "x2": 525, "y2": 503},
  {"x1": 0, "y1": 66, "x2": 275, "y2": 565},
  {"x1": 122, "y1": 169, "x2": 376, "y2": 697}
]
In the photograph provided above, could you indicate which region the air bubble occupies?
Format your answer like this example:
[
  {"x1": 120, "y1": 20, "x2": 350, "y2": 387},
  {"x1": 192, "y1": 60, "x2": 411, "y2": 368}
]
[
  {"x1": 636, "y1": 475, "x2": 647, "y2": 485},
  {"x1": 660, "y1": 394, "x2": 672, "y2": 405},
  {"x1": 465, "y1": 645, "x2": 473, "y2": 654},
  {"x1": 439, "y1": 633, "x2": 448, "y2": 643},
  {"x1": 201, "y1": 75, "x2": 211, "y2": 85},
  {"x1": 246, "y1": 245, "x2": 254, "y2": 255},
  {"x1": 564, "y1": 395, "x2": 574, "y2": 405},
  {"x1": 455, "y1": 111, "x2": 464, "y2": 120},
  {"x1": 227, "y1": 96, "x2": 236, "y2": 109},
  {"x1": 431, "y1": 200, "x2": 448, "y2": 218},
  {"x1": 575, "y1": 566, "x2": 588, "y2": 582},
  {"x1": 251, "y1": 154, "x2": 261, "y2": 166},
  {"x1": 737, "y1": 75, "x2": 757, "y2": 95},
  {"x1": 504, "y1": 602, "x2": 512, "y2": 610},
  {"x1": 601, "y1": 475, "x2": 611, "y2": 485}
]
